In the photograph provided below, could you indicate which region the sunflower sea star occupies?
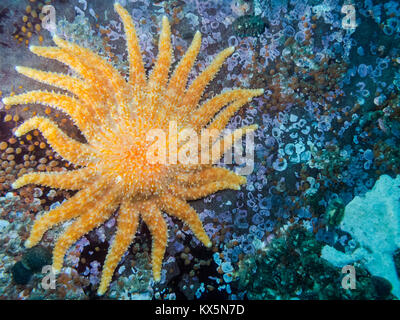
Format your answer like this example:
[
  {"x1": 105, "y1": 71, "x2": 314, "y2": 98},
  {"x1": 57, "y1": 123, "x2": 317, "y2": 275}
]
[{"x1": 2, "y1": 3, "x2": 263, "y2": 295}]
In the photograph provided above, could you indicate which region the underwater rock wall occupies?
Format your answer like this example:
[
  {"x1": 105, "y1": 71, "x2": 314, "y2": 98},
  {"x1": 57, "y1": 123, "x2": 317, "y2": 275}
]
[{"x1": 322, "y1": 174, "x2": 400, "y2": 298}]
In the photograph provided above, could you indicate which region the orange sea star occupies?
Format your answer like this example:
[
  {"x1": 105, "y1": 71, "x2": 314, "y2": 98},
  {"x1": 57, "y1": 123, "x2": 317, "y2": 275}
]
[{"x1": 2, "y1": 3, "x2": 263, "y2": 295}]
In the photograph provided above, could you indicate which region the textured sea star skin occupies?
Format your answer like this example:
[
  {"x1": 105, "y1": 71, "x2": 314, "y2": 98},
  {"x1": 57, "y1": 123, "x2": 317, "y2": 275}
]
[{"x1": 3, "y1": 3, "x2": 263, "y2": 295}]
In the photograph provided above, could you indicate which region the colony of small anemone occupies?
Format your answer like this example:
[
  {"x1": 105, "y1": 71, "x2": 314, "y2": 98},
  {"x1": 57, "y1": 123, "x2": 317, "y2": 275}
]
[{"x1": 12, "y1": 0, "x2": 52, "y2": 46}]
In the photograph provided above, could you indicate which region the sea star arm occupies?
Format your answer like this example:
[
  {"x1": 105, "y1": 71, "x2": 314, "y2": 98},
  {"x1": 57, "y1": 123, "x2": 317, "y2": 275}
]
[
  {"x1": 166, "y1": 31, "x2": 201, "y2": 108},
  {"x1": 160, "y1": 195, "x2": 211, "y2": 247},
  {"x1": 170, "y1": 180, "x2": 243, "y2": 200},
  {"x1": 177, "y1": 167, "x2": 246, "y2": 186},
  {"x1": 29, "y1": 46, "x2": 114, "y2": 111},
  {"x1": 141, "y1": 202, "x2": 168, "y2": 282},
  {"x1": 148, "y1": 16, "x2": 172, "y2": 91},
  {"x1": 52, "y1": 189, "x2": 120, "y2": 273},
  {"x1": 190, "y1": 89, "x2": 263, "y2": 130},
  {"x1": 13, "y1": 116, "x2": 96, "y2": 166},
  {"x1": 144, "y1": 17, "x2": 172, "y2": 125},
  {"x1": 206, "y1": 98, "x2": 252, "y2": 133},
  {"x1": 14, "y1": 66, "x2": 110, "y2": 130},
  {"x1": 25, "y1": 178, "x2": 109, "y2": 248},
  {"x1": 52, "y1": 35, "x2": 130, "y2": 111},
  {"x1": 98, "y1": 199, "x2": 139, "y2": 295},
  {"x1": 187, "y1": 125, "x2": 256, "y2": 167},
  {"x1": 211, "y1": 124, "x2": 258, "y2": 164},
  {"x1": 3, "y1": 91, "x2": 98, "y2": 138},
  {"x1": 15, "y1": 66, "x2": 91, "y2": 103},
  {"x1": 12, "y1": 167, "x2": 96, "y2": 190},
  {"x1": 114, "y1": 3, "x2": 146, "y2": 89},
  {"x1": 179, "y1": 47, "x2": 234, "y2": 117}
]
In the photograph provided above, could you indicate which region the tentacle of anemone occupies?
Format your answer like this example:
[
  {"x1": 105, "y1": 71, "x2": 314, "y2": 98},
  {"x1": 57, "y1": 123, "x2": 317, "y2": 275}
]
[
  {"x1": 178, "y1": 47, "x2": 234, "y2": 121},
  {"x1": 190, "y1": 89, "x2": 263, "y2": 131},
  {"x1": 29, "y1": 46, "x2": 113, "y2": 109},
  {"x1": 169, "y1": 180, "x2": 243, "y2": 200},
  {"x1": 15, "y1": 66, "x2": 94, "y2": 105},
  {"x1": 14, "y1": 116, "x2": 97, "y2": 166},
  {"x1": 98, "y1": 199, "x2": 139, "y2": 295},
  {"x1": 211, "y1": 124, "x2": 258, "y2": 164},
  {"x1": 114, "y1": 3, "x2": 146, "y2": 90},
  {"x1": 165, "y1": 31, "x2": 202, "y2": 110},
  {"x1": 52, "y1": 35, "x2": 131, "y2": 121},
  {"x1": 12, "y1": 166, "x2": 96, "y2": 190},
  {"x1": 3, "y1": 91, "x2": 98, "y2": 140},
  {"x1": 145, "y1": 17, "x2": 172, "y2": 126},
  {"x1": 140, "y1": 202, "x2": 168, "y2": 282},
  {"x1": 177, "y1": 167, "x2": 245, "y2": 186},
  {"x1": 24, "y1": 178, "x2": 109, "y2": 248},
  {"x1": 160, "y1": 194, "x2": 211, "y2": 247},
  {"x1": 52, "y1": 188, "x2": 121, "y2": 273}
]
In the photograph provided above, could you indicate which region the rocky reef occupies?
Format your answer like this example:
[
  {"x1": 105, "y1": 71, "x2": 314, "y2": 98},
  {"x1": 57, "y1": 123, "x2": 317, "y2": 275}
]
[
  {"x1": 322, "y1": 174, "x2": 400, "y2": 298},
  {"x1": 236, "y1": 226, "x2": 396, "y2": 300}
]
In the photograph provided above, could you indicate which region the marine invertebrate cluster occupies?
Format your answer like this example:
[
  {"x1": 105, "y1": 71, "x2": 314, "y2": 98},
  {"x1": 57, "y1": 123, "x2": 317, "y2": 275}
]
[
  {"x1": 13, "y1": 0, "x2": 51, "y2": 46},
  {"x1": 2, "y1": 3, "x2": 263, "y2": 295},
  {"x1": 232, "y1": 15, "x2": 267, "y2": 37}
]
